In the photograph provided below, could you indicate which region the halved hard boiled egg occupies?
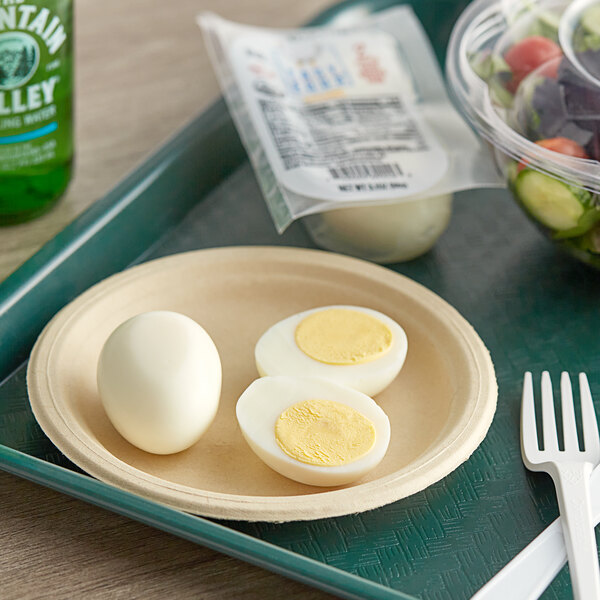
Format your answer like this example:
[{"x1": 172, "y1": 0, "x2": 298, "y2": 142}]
[
  {"x1": 255, "y1": 306, "x2": 407, "y2": 396},
  {"x1": 236, "y1": 376, "x2": 391, "y2": 487}
]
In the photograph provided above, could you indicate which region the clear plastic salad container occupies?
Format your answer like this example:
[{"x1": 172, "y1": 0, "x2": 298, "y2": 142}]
[{"x1": 447, "y1": 0, "x2": 600, "y2": 268}]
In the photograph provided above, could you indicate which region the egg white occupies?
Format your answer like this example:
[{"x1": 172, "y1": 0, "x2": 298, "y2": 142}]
[
  {"x1": 255, "y1": 305, "x2": 407, "y2": 396},
  {"x1": 236, "y1": 376, "x2": 391, "y2": 487}
]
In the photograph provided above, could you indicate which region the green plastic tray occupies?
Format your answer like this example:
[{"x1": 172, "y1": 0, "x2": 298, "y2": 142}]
[{"x1": 0, "y1": 1, "x2": 596, "y2": 598}]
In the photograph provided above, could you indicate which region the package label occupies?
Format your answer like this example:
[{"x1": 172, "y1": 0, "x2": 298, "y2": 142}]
[{"x1": 230, "y1": 29, "x2": 448, "y2": 201}]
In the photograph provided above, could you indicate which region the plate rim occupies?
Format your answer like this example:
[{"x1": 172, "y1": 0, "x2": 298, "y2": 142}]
[{"x1": 27, "y1": 246, "x2": 497, "y2": 521}]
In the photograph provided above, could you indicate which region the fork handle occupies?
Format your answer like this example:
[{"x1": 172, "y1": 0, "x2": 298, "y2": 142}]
[{"x1": 552, "y1": 461, "x2": 600, "y2": 600}]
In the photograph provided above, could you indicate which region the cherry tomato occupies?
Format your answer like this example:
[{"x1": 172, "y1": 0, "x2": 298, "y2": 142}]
[
  {"x1": 504, "y1": 36, "x2": 562, "y2": 92},
  {"x1": 517, "y1": 137, "x2": 589, "y2": 172}
]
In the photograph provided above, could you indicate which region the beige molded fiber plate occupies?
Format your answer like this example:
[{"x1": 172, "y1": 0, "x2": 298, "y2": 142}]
[{"x1": 27, "y1": 246, "x2": 497, "y2": 522}]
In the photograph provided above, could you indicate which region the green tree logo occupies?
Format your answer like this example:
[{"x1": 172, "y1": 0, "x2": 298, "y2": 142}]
[{"x1": 0, "y1": 32, "x2": 40, "y2": 90}]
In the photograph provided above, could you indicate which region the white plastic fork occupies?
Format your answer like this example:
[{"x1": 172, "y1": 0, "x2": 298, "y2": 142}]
[{"x1": 521, "y1": 371, "x2": 600, "y2": 600}]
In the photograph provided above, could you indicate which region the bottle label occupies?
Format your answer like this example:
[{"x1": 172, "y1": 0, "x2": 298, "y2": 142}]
[{"x1": 0, "y1": 0, "x2": 71, "y2": 172}]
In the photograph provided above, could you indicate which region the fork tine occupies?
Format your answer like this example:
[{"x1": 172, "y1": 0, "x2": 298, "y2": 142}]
[
  {"x1": 560, "y1": 372, "x2": 579, "y2": 451},
  {"x1": 521, "y1": 372, "x2": 539, "y2": 459},
  {"x1": 541, "y1": 371, "x2": 559, "y2": 452},
  {"x1": 579, "y1": 373, "x2": 600, "y2": 457}
]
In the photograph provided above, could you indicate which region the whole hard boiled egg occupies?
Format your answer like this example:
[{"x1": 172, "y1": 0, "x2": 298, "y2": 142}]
[
  {"x1": 255, "y1": 305, "x2": 407, "y2": 396},
  {"x1": 97, "y1": 311, "x2": 221, "y2": 455},
  {"x1": 236, "y1": 376, "x2": 391, "y2": 487}
]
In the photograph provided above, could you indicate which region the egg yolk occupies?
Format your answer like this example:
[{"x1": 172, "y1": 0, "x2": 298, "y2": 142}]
[
  {"x1": 294, "y1": 308, "x2": 393, "y2": 365},
  {"x1": 275, "y1": 398, "x2": 376, "y2": 467}
]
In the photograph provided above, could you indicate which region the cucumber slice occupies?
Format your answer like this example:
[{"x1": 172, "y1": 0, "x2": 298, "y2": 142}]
[
  {"x1": 564, "y1": 224, "x2": 600, "y2": 255},
  {"x1": 514, "y1": 169, "x2": 593, "y2": 231},
  {"x1": 553, "y1": 205, "x2": 600, "y2": 239},
  {"x1": 584, "y1": 225, "x2": 600, "y2": 253},
  {"x1": 582, "y1": 4, "x2": 600, "y2": 37}
]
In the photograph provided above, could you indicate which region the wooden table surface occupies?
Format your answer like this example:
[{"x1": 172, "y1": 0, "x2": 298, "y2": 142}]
[{"x1": 0, "y1": 1, "x2": 340, "y2": 598}]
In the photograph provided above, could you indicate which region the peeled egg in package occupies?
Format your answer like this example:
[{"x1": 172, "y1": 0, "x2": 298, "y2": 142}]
[
  {"x1": 255, "y1": 305, "x2": 407, "y2": 396},
  {"x1": 236, "y1": 376, "x2": 391, "y2": 487},
  {"x1": 97, "y1": 311, "x2": 222, "y2": 455}
]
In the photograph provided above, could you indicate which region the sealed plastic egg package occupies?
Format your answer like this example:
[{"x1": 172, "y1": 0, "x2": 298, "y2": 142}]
[{"x1": 199, "y1": 7, "x2": 502, "y2": 263}]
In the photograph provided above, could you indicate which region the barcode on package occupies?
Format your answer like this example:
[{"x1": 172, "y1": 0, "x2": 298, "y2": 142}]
[{"x1": 329, "y1": 163, "x2": 403, "y2": 179}]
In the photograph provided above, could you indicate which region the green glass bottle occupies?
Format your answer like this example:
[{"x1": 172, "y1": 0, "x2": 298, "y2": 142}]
[{"x1": 0, "y1": 0, "x2": 73, "y2": 225}]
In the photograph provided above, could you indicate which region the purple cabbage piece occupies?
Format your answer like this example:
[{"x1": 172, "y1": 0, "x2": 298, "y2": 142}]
[
  {"x1": 558, "y1": 53, "x2": 600, "y2": 160},
  {"x1": 562, "y1": 84, "x2": 600, "y2": 121},
  {"x1": 531, "y1": 78, "x2": 594, "y2": 145},
  {"x1": 531, "y1": 79, "x2": 564, "y2": 137},
  {"x1": 557, "y1": 54, "x2": 599, "y2": 91},
  {"x1": 558, "y1": 54, "x2": 600, "y2": 125},
  {"x1": 579, "y1": 49, "x2": 600, "y2": 81},
  {"x1": 520, "y1": 58, "x2": 600, "y2": 159}
]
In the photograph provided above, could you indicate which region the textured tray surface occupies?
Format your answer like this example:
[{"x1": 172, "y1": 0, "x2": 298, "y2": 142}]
[
  {"x1": 2, "y1": 160, "x2": 598, "y2": 599},
  {"x1": 2, "y1": 0, "x2": 598, "y2": 594}
]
